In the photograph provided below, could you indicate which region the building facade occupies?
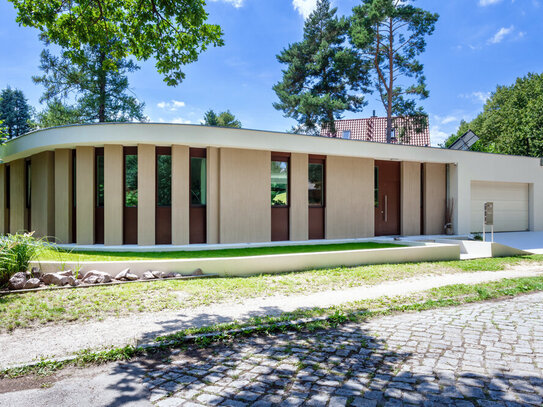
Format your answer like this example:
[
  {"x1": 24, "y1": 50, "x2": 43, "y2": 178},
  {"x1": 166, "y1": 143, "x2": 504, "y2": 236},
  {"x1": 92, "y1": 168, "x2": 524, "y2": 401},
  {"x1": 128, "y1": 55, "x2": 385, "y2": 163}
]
[{"x1": 0, "y1": 123, "x2": 541, "y2": 246}]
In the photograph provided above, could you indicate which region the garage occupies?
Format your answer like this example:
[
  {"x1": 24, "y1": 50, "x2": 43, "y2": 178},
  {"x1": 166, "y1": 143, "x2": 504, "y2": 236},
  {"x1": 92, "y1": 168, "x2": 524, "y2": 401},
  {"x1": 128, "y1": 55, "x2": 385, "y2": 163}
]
[{"x1": 470, "y1": 181, "x2": 529, "y2": 233}]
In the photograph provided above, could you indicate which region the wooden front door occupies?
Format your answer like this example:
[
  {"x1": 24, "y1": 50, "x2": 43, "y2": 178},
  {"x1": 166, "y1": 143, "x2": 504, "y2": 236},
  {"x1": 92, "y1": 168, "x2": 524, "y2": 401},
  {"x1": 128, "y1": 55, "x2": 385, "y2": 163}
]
[
  {"x1": 374, "y1": 160, "x2": 401, "y2": 236},
  {"x1": 95, "y1": 148, "x2": 104, "y2": 244},
  {"x1": 189, "y1": 148, "x2": 207, "y2": 244}
]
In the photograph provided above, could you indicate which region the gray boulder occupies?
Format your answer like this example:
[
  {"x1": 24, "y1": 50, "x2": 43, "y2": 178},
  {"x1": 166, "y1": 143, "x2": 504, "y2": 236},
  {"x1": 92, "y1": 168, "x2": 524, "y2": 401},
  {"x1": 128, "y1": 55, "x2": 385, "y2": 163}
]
[
  {"x1": 82, "y1": 270, "x2": 112, "y2": 284},
  {"x1": 83, "y1": 275, "x2": 99, "y2": 285},
  {"x1": 115, "y1": 268, "x2": 130, "y2": 280},
  {"x1": 142, "y1": 271, "x2": 156, "y2": 280},
  {"x1": 163, "y1": 272, "x2": 182, "y2": 279},
  {"x1": 8, "y1": 272, "x2": 27, "y2": 290},
  {"x1": 151, "y1": 270, "x2": 164, "y2": 279},
  {"x1": 42, "y1": 273, "x2": 70, "y2": 286},
  {"x1": 125, "y1": 272, "x2": 139, "y2": 281},
  {"x1": 192, "y1": 268, "x2": 204, "y2": 276},
  {"x1": 58, "y1": 270, "x2": 73, "y2": 277},
  {"x1": 23, "y1": 278, "x2": 41, "y2": 289},
  {"x1": 66, "y1": 276, "x2": 77, "y2": 286}
]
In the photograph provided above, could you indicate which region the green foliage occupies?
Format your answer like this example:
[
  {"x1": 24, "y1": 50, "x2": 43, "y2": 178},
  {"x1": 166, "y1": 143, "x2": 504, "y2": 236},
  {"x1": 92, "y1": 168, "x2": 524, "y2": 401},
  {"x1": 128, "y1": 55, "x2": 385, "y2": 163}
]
[
  {"x1": 8, "y1": 0, "x2": 224, "y2": 86},
  {"x1": 350, "y1": 0, "x2": 438, "y2": 141},
  {"x1": 0, "y1": 87, "x2": 33, "y2": 138},
  {"x1": 36, "y1": 100, "x2": 84, "y2": 128},
  {"x1": 33, "y1": 47, "x2": 146, "y2": 124},
  {"x1": 0, "y1": 232, "x2": 40, "y2": 287},
  {"x1": 443, "y1": 73, "x2": 543, "y2": 157},
  {"x1": 202, "y1": 109, "x2": 242, "y2": 128},
  {"x1": 273, "y1": 0, "x2": 369, "y2": 135}
]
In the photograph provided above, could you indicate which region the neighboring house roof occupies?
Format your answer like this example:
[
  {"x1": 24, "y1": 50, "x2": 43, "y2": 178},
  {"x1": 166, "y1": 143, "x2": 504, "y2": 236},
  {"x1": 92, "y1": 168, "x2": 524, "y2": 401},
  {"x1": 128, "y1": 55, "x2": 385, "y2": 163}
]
[{"x1": 320, "y1": 116, "x2": 431, "y2": 147}]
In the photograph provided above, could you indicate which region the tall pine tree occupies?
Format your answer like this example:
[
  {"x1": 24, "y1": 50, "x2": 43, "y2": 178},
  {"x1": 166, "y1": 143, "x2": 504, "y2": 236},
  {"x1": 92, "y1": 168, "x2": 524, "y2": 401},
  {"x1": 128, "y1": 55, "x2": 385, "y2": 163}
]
[
  {"x1": 273, "y1": 0, "x2": 370, "y2": 135},
  {"x1": 0, "y1": 87, "x2": 33, "y2": 139},
  {"x1": 350, "y1": 0, "x2": 438, "y2": 142},
  {"x1": 33, "y1": 46, "x2": 146, "y2": 124}
]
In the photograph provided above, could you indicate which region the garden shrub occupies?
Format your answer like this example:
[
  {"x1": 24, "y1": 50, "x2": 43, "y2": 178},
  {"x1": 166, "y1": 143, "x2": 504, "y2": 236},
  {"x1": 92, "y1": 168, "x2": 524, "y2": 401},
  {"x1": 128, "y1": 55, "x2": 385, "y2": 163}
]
[{"x1": 0, "y1": 232, "x2": 41, "y2": 287}]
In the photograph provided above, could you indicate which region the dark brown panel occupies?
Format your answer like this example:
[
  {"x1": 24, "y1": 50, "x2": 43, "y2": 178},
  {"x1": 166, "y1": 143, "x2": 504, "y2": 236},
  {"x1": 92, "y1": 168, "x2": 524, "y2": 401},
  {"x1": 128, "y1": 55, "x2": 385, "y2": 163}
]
[
  {"x1": 156, "y1": 146, "x2": 172, "y2": 244},
  {"x1": 190, "y1": 148, "x2": 207, "y2": 158},
  {"x1": 374, "y1": 160, "x2": 401, "y2": 236},
  {"x1": 72, "y1": 150, "x2": 76, "y2": 243},
  {"x1": 123, "y1": 207, "x2": 137, "y2": 244},
  {"x1": 309, "y1": 207, "x2": 324, "y2": 240},
  {"x1": 95, "y1": 207, "x2": 104, "y2": 244},
  {"x1": 271, "y1": 207, "x2": 289, "y2": 241},
  {"x1": 190, "y1": 206, "x2": 206, "y2": 244}
]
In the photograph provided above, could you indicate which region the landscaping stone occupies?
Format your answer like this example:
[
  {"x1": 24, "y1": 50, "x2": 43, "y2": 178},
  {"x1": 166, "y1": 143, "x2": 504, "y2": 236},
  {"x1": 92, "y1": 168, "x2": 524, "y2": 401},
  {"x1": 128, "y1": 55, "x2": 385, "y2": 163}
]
[
  {"x1": 57, "y1": 270, "x2": 73, "y2": 277},
  {"x1": 42, "y1": 272, "x2": 70, "y2": 286},
  {"x1": 163, "y1": 272, "x2": 182, "y2": 279},
  {"x1": 23, "y1": 278, "x2": 41, "y2": 289},
  {"x1": 115, "y1": 268, "x2": 130, "y2": 280},
  {"x1": 151, "y1": 270, "x2": 164, "y2": 279},
  {"x1": 67, "y1": 276, "x2": 78, "y2": 286},
  {"x1": 8, "y1": 272, "x2": 27, "y2": 290},
  {"x1": 143, "y1": 271, "x2": 156, "y2": 280},
  {"x1": 82, "y1": 270, "x2": 112, "y2": 284},
  {"x1": 192, "y1": 268, "x2": 203, "y2": 276}
]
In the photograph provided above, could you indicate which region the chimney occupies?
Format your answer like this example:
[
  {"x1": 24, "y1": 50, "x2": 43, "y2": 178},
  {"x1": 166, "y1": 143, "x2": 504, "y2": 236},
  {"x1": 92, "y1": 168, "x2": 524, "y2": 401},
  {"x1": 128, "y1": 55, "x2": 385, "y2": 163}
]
[{"x1": 372, "y1": 110, "x2": 376, "y2": 117}]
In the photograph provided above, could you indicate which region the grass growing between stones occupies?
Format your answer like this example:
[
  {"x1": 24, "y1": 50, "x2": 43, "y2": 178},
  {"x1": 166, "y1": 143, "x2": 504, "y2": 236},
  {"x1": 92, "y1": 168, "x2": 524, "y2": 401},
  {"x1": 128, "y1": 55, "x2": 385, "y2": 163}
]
[
  {"x1": 2, "y1": 276, "x2": 543, "y2": 379},
  {"x1": 1, "y1": 254, "x2": 542, "y2": 331}
]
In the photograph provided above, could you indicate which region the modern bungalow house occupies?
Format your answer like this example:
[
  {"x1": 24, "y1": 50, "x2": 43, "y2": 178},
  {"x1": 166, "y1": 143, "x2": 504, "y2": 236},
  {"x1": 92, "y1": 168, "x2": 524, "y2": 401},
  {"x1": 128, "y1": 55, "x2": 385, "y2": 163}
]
[{"x1": 0, "y1": 123, "x2": 541, "y2": 247}]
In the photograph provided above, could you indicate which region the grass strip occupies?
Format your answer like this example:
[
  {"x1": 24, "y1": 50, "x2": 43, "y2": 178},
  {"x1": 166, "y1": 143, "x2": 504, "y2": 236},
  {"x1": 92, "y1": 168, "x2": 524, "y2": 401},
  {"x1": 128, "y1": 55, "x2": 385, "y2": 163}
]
[
  {"x1": 2, "y1": 276, "x2": 542, "y2": 379},
  {"x1": 36, "y1": 242, "x2": 404, "y2": 262}
]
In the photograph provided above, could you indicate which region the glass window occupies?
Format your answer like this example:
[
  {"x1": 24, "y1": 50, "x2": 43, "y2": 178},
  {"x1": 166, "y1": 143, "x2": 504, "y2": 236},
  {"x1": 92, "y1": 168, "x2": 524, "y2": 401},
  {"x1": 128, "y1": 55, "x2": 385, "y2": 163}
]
[
  {"x1": 190, "y1": 157, "x2": 206, "y2": 205},
  {"x1": 6, "y1": 165, "x2": 10, "y2": 210},
  {"x1": 271, "y1": 160, "x2": 288, "y2": 206},
  {"x1": 96, "y1": 155, "x2": 104, "y2": 207},
  {"x1": 308, "y1": 163, "x2": 323, "y2": 206},
  {"x1": 125, "y1": 154, "x2": 138, "y2": 207},
  {"x1": 25, "y1": 160, "x2": 31, "y2": 209},
  {"x1": 342, "y1": 130, "x2": 351, "y2": 139},
  {"x1": 374, "y1": 167, "x2": 379, "y2": 208},
  {"x1": 157, "y1": 154, "x2": 171, "y2": 207}
]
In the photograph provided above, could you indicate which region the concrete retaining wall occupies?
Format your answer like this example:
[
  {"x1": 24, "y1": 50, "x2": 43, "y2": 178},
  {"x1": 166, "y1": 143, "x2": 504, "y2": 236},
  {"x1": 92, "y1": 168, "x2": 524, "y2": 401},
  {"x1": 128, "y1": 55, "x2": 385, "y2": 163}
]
[{"x1": 32, "y1": 242, "x2": 460, "y2": 278}]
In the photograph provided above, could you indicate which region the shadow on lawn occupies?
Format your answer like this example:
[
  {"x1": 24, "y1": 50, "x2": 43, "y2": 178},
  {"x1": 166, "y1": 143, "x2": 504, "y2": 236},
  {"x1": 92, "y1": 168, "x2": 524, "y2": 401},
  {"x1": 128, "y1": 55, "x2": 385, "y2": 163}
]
[{"x1": 102, "y1": 319, "x2": 542, "y2": 407}]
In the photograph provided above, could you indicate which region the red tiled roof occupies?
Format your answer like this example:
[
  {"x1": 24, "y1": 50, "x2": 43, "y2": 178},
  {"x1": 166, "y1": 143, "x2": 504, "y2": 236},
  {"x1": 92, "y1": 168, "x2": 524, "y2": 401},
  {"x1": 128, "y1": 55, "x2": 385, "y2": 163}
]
[{"x1": 320, "y1": 116, "x2": 430, "y2": 146}]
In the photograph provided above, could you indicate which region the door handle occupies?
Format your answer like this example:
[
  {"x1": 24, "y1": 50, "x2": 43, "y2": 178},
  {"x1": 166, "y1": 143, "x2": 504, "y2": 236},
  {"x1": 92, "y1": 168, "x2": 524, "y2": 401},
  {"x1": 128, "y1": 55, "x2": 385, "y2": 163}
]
[{"x1": 384, "y1": 194, "x2": 388, "y2": 222}]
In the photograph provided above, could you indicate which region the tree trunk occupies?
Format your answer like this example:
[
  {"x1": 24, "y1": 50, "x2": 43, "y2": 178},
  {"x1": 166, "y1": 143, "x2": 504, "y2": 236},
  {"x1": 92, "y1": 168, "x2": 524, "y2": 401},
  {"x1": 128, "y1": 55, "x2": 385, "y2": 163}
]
[
  {"x1": 386, "y1": 17, "x2": 394, "y2": 143},
  {"x1": 98, "y1": 51, "x2": 107, "y2": 122}
]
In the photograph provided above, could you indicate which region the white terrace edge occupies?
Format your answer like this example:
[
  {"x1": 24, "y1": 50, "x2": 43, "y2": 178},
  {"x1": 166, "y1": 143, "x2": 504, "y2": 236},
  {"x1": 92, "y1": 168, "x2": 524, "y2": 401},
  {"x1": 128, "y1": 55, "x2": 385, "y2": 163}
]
[{"x1": 31, "y1": 241, "x2": 461, "y2": 277}]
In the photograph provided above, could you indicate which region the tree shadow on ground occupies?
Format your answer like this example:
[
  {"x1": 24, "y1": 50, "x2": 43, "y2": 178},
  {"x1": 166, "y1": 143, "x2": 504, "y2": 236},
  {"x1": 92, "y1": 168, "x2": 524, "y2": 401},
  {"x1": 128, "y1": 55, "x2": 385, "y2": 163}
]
[{"x1": 104, "y1": 316, "x2": 543, "y2": 406}]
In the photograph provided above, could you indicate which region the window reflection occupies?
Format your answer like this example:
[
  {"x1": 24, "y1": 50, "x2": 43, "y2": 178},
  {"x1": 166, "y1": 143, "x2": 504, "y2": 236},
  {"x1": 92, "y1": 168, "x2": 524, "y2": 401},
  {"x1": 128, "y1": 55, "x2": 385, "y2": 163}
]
[
  {"x1": 191, "y1": 157, "x2": 206, "y2": 205},
  {"x1": 125, "y1": 154, "x2": 138, "y2": 207},
  {"x1": 308, "y1": 163, "x2": 323, "y2": 206},
  {"x1": 157, "y1": 154, "x2": 171, "y2": 207},
  {"x1": 271, "y1": 160, "x2": 288, "y2": 206}
]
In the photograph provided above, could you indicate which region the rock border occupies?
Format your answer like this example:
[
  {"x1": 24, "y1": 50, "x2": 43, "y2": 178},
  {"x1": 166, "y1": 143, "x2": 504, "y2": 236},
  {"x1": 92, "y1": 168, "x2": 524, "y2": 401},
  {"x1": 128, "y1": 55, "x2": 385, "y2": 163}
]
[{"x1": 0, "y1": 273, "x2": 217, "y2": 296}]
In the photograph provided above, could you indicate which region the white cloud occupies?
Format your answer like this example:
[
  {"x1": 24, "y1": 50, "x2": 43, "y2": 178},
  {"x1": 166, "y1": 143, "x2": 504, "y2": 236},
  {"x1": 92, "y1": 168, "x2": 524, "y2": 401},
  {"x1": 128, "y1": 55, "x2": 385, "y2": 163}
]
[
  {"x1": 430, "y1": 125, "x2": 450, "y2": 147},
  {"x1": 488, "y1": 25, "x2": 514, "y2": 44},
  {"x1": 460, "y1": 91, "x2": 490, "y2": 104},
  {"x1": 479, "y1": 0, "x2": 502, "y2": 6},
  {"x1": 292, "y1": 0, "x2": 318, "y2": 18},
  {"x1": 171, "y1": 117, "x2": 192, "y2": 124},
  {"x1": 210, "y1": 0, "x2": 244, "y2": 8},
  {"x1": 156, "y1": 100, "x2": 186, "y2": 111}
]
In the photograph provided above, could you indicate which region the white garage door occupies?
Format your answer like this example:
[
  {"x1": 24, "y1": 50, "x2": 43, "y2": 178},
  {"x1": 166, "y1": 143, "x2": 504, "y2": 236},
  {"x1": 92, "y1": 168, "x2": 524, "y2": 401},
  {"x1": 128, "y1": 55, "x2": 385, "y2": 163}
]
[{"x1": 471, "y1": 181, "x2": 529, "y2": 233}]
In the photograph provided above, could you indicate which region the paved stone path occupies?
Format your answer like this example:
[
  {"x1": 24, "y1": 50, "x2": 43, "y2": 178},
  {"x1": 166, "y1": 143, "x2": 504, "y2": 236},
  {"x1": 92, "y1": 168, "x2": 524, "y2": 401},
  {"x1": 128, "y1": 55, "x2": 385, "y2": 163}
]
[
  {"x1": 1, "y1": 293, "x2": 542, "y2": 406},
  {"x1": 2, "y1": 267, "x2": 542, "y2": 369},
  {"x1": 142, "y1": 292, "x2": 543, "y2": 407}
]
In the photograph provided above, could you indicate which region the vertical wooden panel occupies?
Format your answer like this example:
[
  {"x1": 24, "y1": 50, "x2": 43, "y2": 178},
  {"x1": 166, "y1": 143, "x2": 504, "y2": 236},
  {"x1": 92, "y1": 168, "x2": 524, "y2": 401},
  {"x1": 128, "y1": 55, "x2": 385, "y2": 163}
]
[
  {"x1": 138, "y1": 144, "x2": 156, "y2": 245},
  {"x1": 206, "y1": 147, "x2": 220, "y2": 244},
  {"x1": 401, "y1": 161, "x2": 421, "y2": 236},
  {"x1": 0, "y1": 164, "x2": 7, "y2": 234},
  {"x1": 220, "y1": 148, "x2": 270, "y2": 243},
  {"x1": 54, "y1": 149, "x2": 73, "y2": 243},
  {"x1": 9, "y1": 159, "x2": 26, "y2": 234},
  {"x1": 423, "y1": 163, "x2": 447, "y2": 235},
  {"x1": 171, "y1": 145, "x2": 190, "y2": 245},
  {"x1": 76, "y1": 146, "x2": 94, "y2": 244},
  {"x1": 104, "y1": 145, "x2": 123, "y2": 245},
  {"x1": 325, "y1": 156, "x2": 374, "y2": 239},
  {"x1": 289, "y1": 153, "x2": 308, "y2": 241}
]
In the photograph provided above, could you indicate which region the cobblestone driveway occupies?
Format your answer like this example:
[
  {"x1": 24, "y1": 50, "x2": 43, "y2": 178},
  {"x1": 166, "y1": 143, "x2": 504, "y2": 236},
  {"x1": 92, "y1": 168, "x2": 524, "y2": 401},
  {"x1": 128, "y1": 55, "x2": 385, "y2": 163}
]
[{"x1": 136, "y1": 293, "x2": 543, "y2": 407}]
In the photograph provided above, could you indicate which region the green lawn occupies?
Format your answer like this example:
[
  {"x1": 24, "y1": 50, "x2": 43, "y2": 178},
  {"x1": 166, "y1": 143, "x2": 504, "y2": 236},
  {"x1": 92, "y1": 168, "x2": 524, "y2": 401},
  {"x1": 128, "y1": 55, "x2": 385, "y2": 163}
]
[
  {"x1": 1, "y1": 254, "x2": 542, "y2": 331},
  {"x1": 36, "y1": 241, "x2": 404, "y2": 262}
]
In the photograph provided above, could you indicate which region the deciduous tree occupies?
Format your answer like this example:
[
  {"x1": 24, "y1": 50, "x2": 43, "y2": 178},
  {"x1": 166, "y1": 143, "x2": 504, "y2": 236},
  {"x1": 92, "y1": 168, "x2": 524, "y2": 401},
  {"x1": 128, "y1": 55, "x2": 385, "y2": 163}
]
[
  {"x1": 202, "y1": 109, "x2": 241, "y2": 128},
  {"x1": 8, "y1": 0, "x2": 224, "y2": 86},
  {"x1": 350, "y1": 0, "x2": 438, "y2": 142},
  {"x1": 273, "y1": 0, "x2": 369, "y2": 135}
]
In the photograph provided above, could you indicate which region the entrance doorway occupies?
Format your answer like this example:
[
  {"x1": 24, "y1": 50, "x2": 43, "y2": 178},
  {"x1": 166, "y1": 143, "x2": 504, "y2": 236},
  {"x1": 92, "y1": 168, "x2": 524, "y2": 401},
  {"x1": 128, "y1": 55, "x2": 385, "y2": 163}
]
[{"x1": 374, "y1": 160, "x2": 400, "y2": 236}]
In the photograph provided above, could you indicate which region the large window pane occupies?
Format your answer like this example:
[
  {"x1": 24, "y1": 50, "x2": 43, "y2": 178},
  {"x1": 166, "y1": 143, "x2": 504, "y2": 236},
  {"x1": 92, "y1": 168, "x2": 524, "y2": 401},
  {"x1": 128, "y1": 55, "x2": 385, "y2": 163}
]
[
  {"x1": 308, "y1": 163, "x2": 323, "y2": 206},
  {"x1": 96, "y1": 155, "x2": 104, "y2": 207},
  {"x1": 125, "y1": 154, "x2": 138, "y2": 207},
  {"x1": 157, "y1": 154, "x2": 171, "y2": 206},
  {"x1": 190, "y1": 157, "x2": 206, "y2": 205},
  {"x1": 271, "y1": 160, "x2": 288, "y2": 206}
]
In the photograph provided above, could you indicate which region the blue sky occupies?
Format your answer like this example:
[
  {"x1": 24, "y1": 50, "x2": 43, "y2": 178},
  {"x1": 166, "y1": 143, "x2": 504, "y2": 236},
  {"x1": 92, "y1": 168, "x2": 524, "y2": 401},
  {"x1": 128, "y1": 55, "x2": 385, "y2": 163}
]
[{"x1": 1, "y1": 0, "x2": 542, "y2": 145}]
